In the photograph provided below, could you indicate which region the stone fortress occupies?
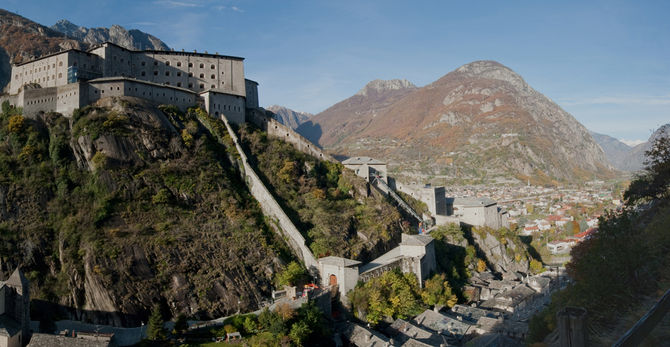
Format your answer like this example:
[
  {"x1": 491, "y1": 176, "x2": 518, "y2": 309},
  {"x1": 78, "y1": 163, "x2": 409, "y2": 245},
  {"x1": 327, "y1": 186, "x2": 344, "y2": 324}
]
[
  {"x1": 0, "y1": 269, "x2": 29, "y2": 347},
  {"x1": 2, "y1": 42, "x2": 259, "y2": 124}
]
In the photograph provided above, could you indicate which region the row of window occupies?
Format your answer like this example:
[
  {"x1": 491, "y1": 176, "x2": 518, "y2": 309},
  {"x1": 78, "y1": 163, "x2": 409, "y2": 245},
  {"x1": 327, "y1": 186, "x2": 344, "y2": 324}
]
[
  {"x1": 26, "y1": 91, "x2": 78, "y2": 105},
  {"x1": 140, "y1": 60, "x2": 218, "y2": 69}
]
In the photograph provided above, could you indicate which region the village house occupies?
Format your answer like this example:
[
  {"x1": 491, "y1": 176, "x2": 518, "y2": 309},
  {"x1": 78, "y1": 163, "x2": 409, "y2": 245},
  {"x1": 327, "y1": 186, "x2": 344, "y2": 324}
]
[{"x1": 0, "y1": 269, "x2": 30, "y2": 347}]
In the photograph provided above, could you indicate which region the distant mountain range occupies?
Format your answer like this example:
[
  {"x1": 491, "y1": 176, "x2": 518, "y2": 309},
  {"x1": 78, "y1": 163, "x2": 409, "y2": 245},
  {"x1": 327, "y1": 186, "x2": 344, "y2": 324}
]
[
  {"x1": 266, "y1": 105, "x2": 312, "y2": 129},
  {"x1": 297, "y1": 61, "x2": 614, "y2": 184},
  {"x1": 0, "y1": 9, "x2": 169, "y2": 92},
  {"x1": 590, "y1": 124, "x2": 669, "y2": 172},
  {"x1": 50, "y1": 19, "x2": 169, "y2": 51}
]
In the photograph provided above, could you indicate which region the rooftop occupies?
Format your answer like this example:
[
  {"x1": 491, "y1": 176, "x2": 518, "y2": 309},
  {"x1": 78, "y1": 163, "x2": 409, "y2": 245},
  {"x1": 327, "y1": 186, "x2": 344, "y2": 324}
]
[
  {"x1": 341, "y1": 156, "x2": 386, "y2": 165},
  {"x1": 88, "y1": 76, "x2": 197, "y2": 95},
  {"x1": 413, "y1": 309, "x2": 473, "y2": 338},
  {"x1": 27, "y1": 333, "x2": 113, "y2": 347},
  {"x1": 401, "y1": 233, "x2": 434, "y2": 246},
  {"x1": 317, "y1": 256, "x2": 361, "y2": 268},
  {"x1": 448, "y1": 197, "x2": 497, "y2": 207}
]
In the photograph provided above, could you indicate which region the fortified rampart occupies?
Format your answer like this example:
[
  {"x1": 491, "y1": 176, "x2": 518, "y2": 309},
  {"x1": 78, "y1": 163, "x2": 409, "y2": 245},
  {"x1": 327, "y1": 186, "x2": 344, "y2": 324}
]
[
  {"x1": 218, "y1": 113, "x2": 319, "y2": 276},
  {"x1": 247, "y1": 109, "x2": 337, "y2": 163}
]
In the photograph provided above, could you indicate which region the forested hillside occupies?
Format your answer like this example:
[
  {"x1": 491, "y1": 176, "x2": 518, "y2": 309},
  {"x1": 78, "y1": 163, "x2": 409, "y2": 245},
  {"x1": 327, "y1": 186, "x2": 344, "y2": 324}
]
[{"x1": 0, "y1": 98, "x2": 295, "y2": 326}]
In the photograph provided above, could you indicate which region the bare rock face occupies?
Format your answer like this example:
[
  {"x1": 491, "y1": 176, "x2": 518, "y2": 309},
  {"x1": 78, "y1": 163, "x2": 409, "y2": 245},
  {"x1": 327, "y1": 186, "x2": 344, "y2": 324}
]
[
  {"x1": 51, "y1": 20, "x2": 170, "y2": 51},
  {"x1": 266, "y1": 105, "x2": 312, "y2": 130},
  {"x1": 470, "y1": 228, "x2": 530, "y2": 280},
  {"x1": 299, "y1": 60, "x2": 614, "y2": 183}
]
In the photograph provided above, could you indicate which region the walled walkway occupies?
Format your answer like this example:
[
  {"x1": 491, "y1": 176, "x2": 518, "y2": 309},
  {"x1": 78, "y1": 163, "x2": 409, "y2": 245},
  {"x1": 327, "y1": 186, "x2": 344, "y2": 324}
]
[{"x1": 219, "y1": 114, "x2": 320, "y2": 276}]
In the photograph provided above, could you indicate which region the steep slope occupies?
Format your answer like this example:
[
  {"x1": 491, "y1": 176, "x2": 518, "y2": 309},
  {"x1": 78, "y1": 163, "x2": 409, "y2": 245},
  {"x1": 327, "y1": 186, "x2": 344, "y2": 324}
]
[
  {"x1": 0, "y1": 97, "x2": 292, "y2": 326},
  {"x1": 51, "y1": 19, "x2": 170, "y2": 51},
  {"x1": 0, "y1": 9, "x2": 83, "y2": 90},
  {"x1": 297, "y1": 79, "x2": 417, "y2": 147},
  {"x1": 266, "y1": 105, "x2": 312, "y2": 130},
  {"x1": 298, "y1": 61, "x2": 613, "y2": 183},
  {"x1": 589, "y1": 130, "x2": 632, "y2": 171},
  {"x1": 619, "y1": 123, "x2": 670, "y2": 172}
]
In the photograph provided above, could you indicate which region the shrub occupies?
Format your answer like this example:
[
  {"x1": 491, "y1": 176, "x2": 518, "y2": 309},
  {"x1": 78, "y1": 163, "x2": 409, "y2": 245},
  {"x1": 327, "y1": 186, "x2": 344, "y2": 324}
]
[
  {"x1": 152, "y1": 188, "x2": 172, "y2": 205},
  {"x1": 7, "y1": 115, "x2": 24, "y2": 133},
  {"x1": 91, "y1": 152, "x2": 107, "y2": 170}
]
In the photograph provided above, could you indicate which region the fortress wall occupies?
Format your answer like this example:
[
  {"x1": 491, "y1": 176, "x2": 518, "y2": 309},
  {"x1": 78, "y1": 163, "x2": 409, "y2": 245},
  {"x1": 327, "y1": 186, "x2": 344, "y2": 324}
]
[
  {"x1": 87, "y1": 79, "x2": 197, "y2": 111},
  {"x1": 22, "y1": 86, "x2": 58, "y2": 117},
  {"x1": 56, "y1": 83, "x2": 84, "y2": 115},
  {"x1": 244, "y1": 80, "x2": 259, "y2": 109},
  {"x1": 10, "y1": 51, "x2": 69, "y2": 94},
  {"x1": 219, "y1": 113, "x2": 319, "y2": 276},
  {"x1": 247, "y1": 109, "x2": 337, "y2": 163},
  {"x1": 203, "y1": 92, "x2": 245, "y2": 124}
]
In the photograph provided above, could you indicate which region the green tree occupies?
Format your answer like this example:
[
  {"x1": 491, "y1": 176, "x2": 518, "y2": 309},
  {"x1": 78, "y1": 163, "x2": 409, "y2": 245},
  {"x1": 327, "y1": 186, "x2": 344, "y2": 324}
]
[
  {"x1": 625, "y1": 134, "x2": 670, "y2": 203},
  {"x1": 275, "y1": 261, "x2": 308, "y2": 287},
  {"x1": 289, "y1": 321, "x2": 311, "y2": 347},
  {"x1": 147, "y1": 304, "x2": 166, "y2": 341},
  {"x1": 258, "y1": 308, "x2": 285, "y2": 335},
  {"x1": 421, "y1": 273, "x2": 458, "y2": 309}
]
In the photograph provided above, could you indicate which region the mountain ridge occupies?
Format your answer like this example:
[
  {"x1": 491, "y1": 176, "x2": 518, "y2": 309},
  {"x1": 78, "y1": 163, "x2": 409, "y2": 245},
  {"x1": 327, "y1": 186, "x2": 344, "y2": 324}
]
[
  {"x1": 266, "y1": 105, "x2": 312, "y2": 130},
  {"x1": 51, "y1": 19, "x2": 170, "y2": 51},
  {"x1": 298, "y1": 60, "x2": 614, "y2": 183}
]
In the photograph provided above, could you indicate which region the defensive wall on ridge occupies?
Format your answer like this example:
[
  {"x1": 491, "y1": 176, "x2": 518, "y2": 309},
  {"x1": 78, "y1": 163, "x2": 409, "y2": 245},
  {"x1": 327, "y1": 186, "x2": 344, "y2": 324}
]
[
  {"x1": 219, "y1": 113, "x2": 320, "y2": 276},
  {"x1": 247, "y1": 109, "x2": 337, "y2": 163}
]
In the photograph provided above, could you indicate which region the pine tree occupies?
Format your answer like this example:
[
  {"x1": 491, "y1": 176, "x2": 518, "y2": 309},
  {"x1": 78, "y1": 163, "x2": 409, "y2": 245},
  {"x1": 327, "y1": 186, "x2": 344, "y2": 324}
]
[{"x1": 147, "y1": 304, "x2": 166, "y2": 341}]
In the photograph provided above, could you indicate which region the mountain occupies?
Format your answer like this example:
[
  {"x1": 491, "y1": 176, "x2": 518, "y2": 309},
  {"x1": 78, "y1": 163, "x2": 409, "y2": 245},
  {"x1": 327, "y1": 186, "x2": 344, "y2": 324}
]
[
  {"x1": 589, "y1": 131, "x2": 632, "y2": 171},
  {"x1": 298, "y1": 79, "x2": 417, "y2": 147},
  {"x1": 266, "y1": 105, "x2": 312, "y2": 129},
  {"x1": 51, "y1": 19, "x2": 170, "y2": 51},
  {"x1": 619, "y1": 123, "x2": 670, "y2": 172},
  {"x1": 297, "y1": 61, "x2": 613, "y2": 184},
  {"x1": 0, "y1": 9, "x2": 83, "y2": 90}
]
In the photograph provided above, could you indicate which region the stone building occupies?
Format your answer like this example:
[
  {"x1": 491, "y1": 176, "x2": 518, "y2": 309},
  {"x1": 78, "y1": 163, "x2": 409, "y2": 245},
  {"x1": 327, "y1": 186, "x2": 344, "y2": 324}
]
[
  {"x1": 447, "y1": 197, "x2": 509, "y2": 229},
  {"x1": 319, "y1": 234, "x2": 437, "y2": 305},
  {"x1": 342, "y1": 156, "x2": 388, "y2": 183},
  {"x1": 0, "y1": 269, "x2": 30, "y2": 347},
  {"x1": 3, "y1": 42, "x2": 259, "y2": 123}
]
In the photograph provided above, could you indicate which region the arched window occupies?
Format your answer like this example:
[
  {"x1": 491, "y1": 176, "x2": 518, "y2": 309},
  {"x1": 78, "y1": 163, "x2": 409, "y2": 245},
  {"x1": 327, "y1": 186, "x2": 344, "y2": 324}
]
[
  {"x1": 59, "y1": 61, "x2": 63, "y2": 66},
  {"x1": 154, "y1": 71, "x2": 158, "y2": 76},
  {"x1": 141, "y1": 61, "x2": 146, "y2": 66},
  {"x1": 199, "y1": 73, "x2": 204, "y2": 78},
  {"x1": 210, "y1": 84, "x2": 215, "y2": 88},
  {"x1": 165, "y1": 71, "x2": 170, "y2": 76},
  {"x1": 210, "y1": 64, "x2": 215, "y2": 69},
  {"x1": 165, "y1": 61, "x2": 170, "y2": 66},
  {"x1": 210, "y1": 74, "x2": 215, "y2": 79},
  {"x1": 154, "y1": 61, "x2": 158, "y2": 66},
  {"x1": 188, "y1": 72, "x2": 193, "y2": 77},
  {"x1": 177, "y1": 62, "x2": 182, "y2": 67},
  {"x1": 199, "y1": 63, "x2": 204, "y2": 68},
  {"x1": 58, "y1": 73, "x2": 62, "y2": 78},
  {"x1": 188, "y1": 62, "x2": 193, "y2": 67},
  {"x1": 199, "y1": 83, "x2": 204, "y2": 89}
]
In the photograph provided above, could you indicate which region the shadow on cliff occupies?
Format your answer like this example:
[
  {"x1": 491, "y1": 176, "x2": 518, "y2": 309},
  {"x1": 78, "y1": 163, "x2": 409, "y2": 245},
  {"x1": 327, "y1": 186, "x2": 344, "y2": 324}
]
[
  {"x1": 295, "y1": 121, "x2": 322, "y2": 147},
  {"x1": 31, "y1": 299, "x2": 151, "y2": 331}
]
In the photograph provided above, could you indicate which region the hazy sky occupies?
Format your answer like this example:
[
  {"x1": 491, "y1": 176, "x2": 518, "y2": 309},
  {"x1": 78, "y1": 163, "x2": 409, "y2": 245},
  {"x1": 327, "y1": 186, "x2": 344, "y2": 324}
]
[{"x1": 5, "y1": 0, "x2": 669, "y2": 143}]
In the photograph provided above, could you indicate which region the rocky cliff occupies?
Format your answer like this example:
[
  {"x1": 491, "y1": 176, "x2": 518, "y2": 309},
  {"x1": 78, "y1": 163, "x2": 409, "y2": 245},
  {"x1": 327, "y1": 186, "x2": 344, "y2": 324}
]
[
  {"x1": 0, "y1": 97, "x2": 291, "y2": 326},
  {"x1": 618, "y1": 124, "x2": 670, "y2": 172},
  {"x1": 298, "y1": 61, "x2": 614, "y2": 184},
  {"x1": 469, "y1": 227, "x2": 531, "y2": 280},
  {"x1": 266, "y1": 105, "x2": 312, "y2": 130},
  {"x1": 51, "y1": 19, "x2": 170, "y2": 51}
]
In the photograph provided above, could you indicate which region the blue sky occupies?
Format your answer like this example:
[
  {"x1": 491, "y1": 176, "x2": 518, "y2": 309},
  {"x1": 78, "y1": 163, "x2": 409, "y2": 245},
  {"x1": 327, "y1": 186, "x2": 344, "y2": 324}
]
[{"x1": 5, "y1": 0, "x2": 669, "y2": 143}]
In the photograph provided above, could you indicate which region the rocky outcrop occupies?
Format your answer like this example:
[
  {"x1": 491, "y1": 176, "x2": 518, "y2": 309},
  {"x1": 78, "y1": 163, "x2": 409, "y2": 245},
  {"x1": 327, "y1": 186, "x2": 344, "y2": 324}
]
[
  {"x1": 470, "y1": 228, "x2": 530, "y2": 280},
  {"x1": 51, "y1": 20, "x2": 170, "y2": 51},
  {"x1": 590, "y1": 131, "x2": 632, "y2": 171},
  {"x1": 266, "y1": 105, "x2": 312, "y2": 129},
  {"x1": 618, "y1": 124, "x2": 670, "y2": 172}
]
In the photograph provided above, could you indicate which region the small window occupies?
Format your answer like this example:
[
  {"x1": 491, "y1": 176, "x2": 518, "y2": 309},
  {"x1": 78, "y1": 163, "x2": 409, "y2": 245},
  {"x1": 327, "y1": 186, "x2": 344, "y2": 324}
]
[
  {"x1": 120, "y1": 58, "x2": 124, "y2": 63},
  {"x1": 188, "y1": 62, "x2": 193, "y2": 67},
  {"x1": 188, "y1": 83, "x2": 193, "y2": 88},
  {"x1": 210, "y1": 74, "x2": 215, "y2": 79},
  {"x1": 59, "y1": 61, "x2": 63, "y2": 66},
  {"x1": 117, "y1": 87, "x2": 120, "y2": 90},
  {"x1": 177, "y1": 62, "x2": 182, "y2": 67},
  {"x1": 177, "y1": 82, "x2": 182, "y2": 87},
  {"x1": 166, "y1": 61, "x2": 170, "y2": 66},
  {"x1": 58, "y1": 73, "x2": 62, "y2": 78},
  {"x1": 210, "y1": 64, "x2": 215, "y2": 69},
  {"x1": 166, "y1": 82, "x2": 170, "y2": 85},
  {"x1": 141, "y1": 71, "x2": 146, "y2": 76},
  {"x1": 199, "y1": 83, "x2": 204, "y2": 89},
  {"x1": 154, "y1": 61, "x2": 158, "y2": 66},
  {"x1": 199, "y1": 73, "x2": 204, "y2": 78},
  {"x1": 188, "y1": 72, "x2": 193, "y2": 77},
  {"x1": 177, "y1": 72, "x2": 181, "y2": 77},
  {"x1": 53, "y1": 63, "x2": 55, "y2": 68},
  {"x1": 199, "y1": 63, "x2": 204, "y2": 68},
  {"x1": 141, "y1": 61, "x2": 146, "y2": 66},
  {"x1": 154, "y1": 71, "x2": 158, "y2": 76},
  {"x1": 165, "y1": 71, "x2": 170, "y2": 76},
  {"x1": 210, "y1": 84, "x2": 215, "y2": 88}
]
